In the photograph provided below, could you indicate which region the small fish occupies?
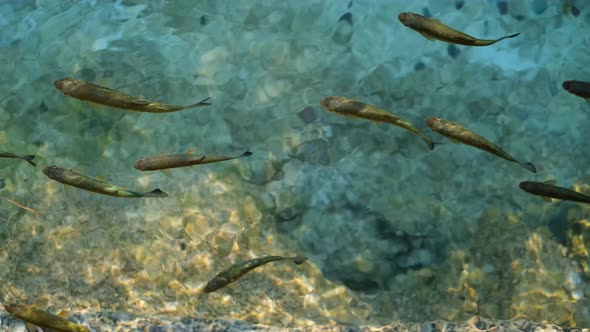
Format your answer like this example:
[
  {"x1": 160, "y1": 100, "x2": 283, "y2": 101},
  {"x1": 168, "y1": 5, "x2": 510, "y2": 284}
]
[
  {"x1": 42, "y1": 165, "x2": 167, "y2": 198},
  {"x1": 520, "y1": 180, "x2": 590, "y2": 203},
  {"x1": 562, "y1": 80, "x2": 590, "y2": 101},
  {"x1": 134, "y1": 151, "x2": 252, "y2": 171},
  {"x1": 0, "y1": 152, "x2": 36, "y2": 166},
  {"x1": 54, "y1": 77, "x2": 211, "y2": 113},
  {"x1": 203, "y1": 255, "x2": 307, "y2": 293},
  {"x1": 426, "y1": 117, "x2": 536, "y2": 173},
  {"x1": 320, "y1": 96, "x2": 435, "y2": 150},
  {"x1": 4, "y1": 303, "x2": 90, "y2": 332},
  {"x1": 398, "y1": 12, "x2": 520, "y2": 46}
]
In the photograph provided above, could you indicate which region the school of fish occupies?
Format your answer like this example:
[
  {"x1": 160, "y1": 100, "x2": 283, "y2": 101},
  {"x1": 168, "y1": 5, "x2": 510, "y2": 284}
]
[{"x1": 1, "y1": 6, "x2": 589, "y2": 331}]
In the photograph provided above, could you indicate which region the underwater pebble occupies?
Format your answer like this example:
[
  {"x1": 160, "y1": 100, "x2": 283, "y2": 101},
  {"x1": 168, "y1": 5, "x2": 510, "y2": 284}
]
[
  {"x1": 497, "y1": 1, "x2": 508, "y2": 15},
  {"x1": 447, "y1": 44, "x2": 460, "y2": 59},
  {"x1": 297, "y1": 106, "x2": 317, "y2": 124},
  {"x1": 0, "y1": 314, "x2": 581, "y2": 332},
  {"x1": 546, "y1": 111, "x2": 567, "y2": 136},
  {"x1": 531, "y1": 0, "x2": 547, "y2": 15}
]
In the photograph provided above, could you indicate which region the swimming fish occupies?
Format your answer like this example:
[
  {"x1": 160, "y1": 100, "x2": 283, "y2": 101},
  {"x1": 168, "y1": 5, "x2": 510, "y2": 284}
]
[
  {"x1": 426, "y1": 117, "x2": 536, "y2": 173},
  {"x1": 42, "y1": 165, "x2": 167, "y2": 198},
  {"x1": 0, "y1": 152, "x2": 36, "y2": 166},
  {"x1": 398, "y1": 12, "x2": 520, "y2": 46},
  {"x1": 203, "y1": 255, "x2": 307, "y2": 293},
  {"x1": 519, "y1": 180, "x2": 590, "y2": 203},
  {"x1": 54, "y1": 77, "x2": 211, "y2": 113},
  {"x1": 562, "y1": 80, "x2": 590, "y2": 102},
  {"x1": 134, "y1": 151, "x2": 253, "y2": 171},
  {"x1": 4, "y1": 303, "x2": 90, "y2": 332},
  {"x1": 320, "y1": 96, "x2": 435, "y2": 150}
]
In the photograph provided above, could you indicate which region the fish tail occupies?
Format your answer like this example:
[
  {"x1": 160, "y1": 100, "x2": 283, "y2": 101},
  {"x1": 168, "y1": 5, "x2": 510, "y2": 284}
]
[
  {"x1": 239, "y1": 151, "x2": 253, "y2": 158},
  {"x1": 414, "y1": 132, "x2": 436, "y2": 150},
  {"x1": 291, "y1": 256, "x2": 308, "y2": 265},
  {"x1": 422, "y1": 137, "x2": 435, "y2": 150},
  {"x1": 520, "y1": 162, "x2": 537, "y2": 173},
  {"x1": 476, "y1": 32, "x2": 520, "y2": 46},
  {"x1": 491, "y1": 32, "x2": 520, "y2": 45},
  {"x1": 185, "y1": 97, "x2": 212, "y2": 109},
  {"x1": 22, "y1": 155, "x2": 36, "y2": 166},
  {"x1": 143, "y1": 188, "x2": 168, "y2": 197}
]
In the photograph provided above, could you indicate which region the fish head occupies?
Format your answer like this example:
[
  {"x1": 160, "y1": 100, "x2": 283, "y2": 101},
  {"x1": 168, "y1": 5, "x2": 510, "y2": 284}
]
[
  {"x1": 54, "y1": 77, "x2": 82, "y2": 94},
  {"x1": 562, "y1": 80, "x2": 583, "y2": 94},
  {"x1": 203, "y1": 279, "x2": 223, "y2": 293},
  {"x1": 425, "y1": 116, "x2": 444, "y2": 131},
  {"x1": 42, "y1": 166, "x2": 64, "y2": 179},
  {"x1": 133, "y1": 158, "x2": 147, "y2": 170},
  {"x1": 398, "y1": 12, "x2": 421, "y2": 27},
  {"x1": 3, "y1": 302, "x2": 29, "y2": 318},
  {"x1": 319, "y1": 96, "x2": 349, "y2": 113},
  {"x1": 519, "y1": 181, "x2": 532, "y2": 191}
]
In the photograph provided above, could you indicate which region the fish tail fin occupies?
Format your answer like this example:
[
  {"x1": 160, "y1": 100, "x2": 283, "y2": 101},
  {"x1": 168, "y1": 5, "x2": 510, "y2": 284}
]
[
  {"x1": 423, "y1": 138, "x2": 436, "y2": 150},
  {"x1": 186, "y1": 97, "x2": 212, "y2": 109},
  {"x1": 239, "y1": 151, "x2": 253, "y2": 158},
  {"x1": 291, "y1": 256, "x2": 308, "y2": 265},
  {"x1": 144, "y1": 188, "x2": 168, "y2": 198},
  {"x1": 520, "y1": 162, "x2": 537, "y2": 173},
  {"x1": 478, "y1": 32, "x2": 520, "y2": 46},
  {"x1": 493, "y1": 32, "x2": 520, "y2": 44},
  {"x1": 22, "y1": 155, "x2": 36, "y2": 166}
]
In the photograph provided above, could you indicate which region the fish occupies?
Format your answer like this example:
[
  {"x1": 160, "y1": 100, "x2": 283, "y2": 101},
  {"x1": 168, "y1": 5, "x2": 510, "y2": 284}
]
[
  {"x1": 54, "y1": 77, "x2": 211, "y2": 113},
  {"x1": 519, "y1": 180, "x2": 590, "y2": 203},
  {"x1": 42, "y1": 165, "x2": 168, "y2": 198},
  {"x1": 562, "y1": 80, "x2": 590, "y2": 101},
  {"x1": 134, "y1": 151, "x2": 253, "y2": 171},
  {"x1": 320, "y1": 96, "x2": 435, "y2": 150},
  {"x1": 4, "y1": 303, "x2": 90, "y2": 332},
  {"x1": 0, "y1": 152, "x2": 36, "y2": 166},
  {"x1": 203, "y1": 255, "x2": 307, "y2": 293},
  {"x1": 426, "y1": 117, "x2": 536, "y2": 173},
  {"x1": 398, "y1": 12, "x2": 520, "y2": 46}
]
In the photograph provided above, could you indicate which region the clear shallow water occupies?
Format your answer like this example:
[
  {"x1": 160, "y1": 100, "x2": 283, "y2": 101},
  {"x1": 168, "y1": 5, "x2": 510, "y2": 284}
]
[{"x1": 0, "y1": 0, "x2": 589, "y2": 329}]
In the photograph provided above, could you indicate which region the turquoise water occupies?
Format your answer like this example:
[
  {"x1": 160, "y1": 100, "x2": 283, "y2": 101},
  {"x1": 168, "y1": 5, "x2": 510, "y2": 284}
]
[{"x1": 0, "y1": 0, "x2": 589, "y2": 329}]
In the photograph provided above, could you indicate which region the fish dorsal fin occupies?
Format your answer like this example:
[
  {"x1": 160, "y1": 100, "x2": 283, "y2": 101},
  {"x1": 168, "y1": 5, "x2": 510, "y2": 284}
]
[
  {"x1": 191, "y1": 155, "x2": 206, "y2": 167},
  {"x1": 543, "y1": 180, "x2": 557, "y2": 185},
  {"x1": 58, "y1": 309, "x2": 69, "y2": 318},
  {"x1": 131, "y1": 98, "x2": 150, "y2": 105},
  {"x1": 95, "y1": 175, "x2": 106, "y2": 181},
  {"x1": 419, "y1": 31, "x2": 436, "y2": 41}
]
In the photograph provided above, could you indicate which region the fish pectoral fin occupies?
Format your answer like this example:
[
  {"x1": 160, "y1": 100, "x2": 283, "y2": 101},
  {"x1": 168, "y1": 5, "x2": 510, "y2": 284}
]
[
  {"x1": 186, "y1": 148, "x2": 196, "y2": 154},
  {"x1": 419, "y1": 31, "x2": 436, "y2": 41},
  {"x1": 448, "y1": 137, "x2": 462, "y2": 144},
  {"x1": 540, "y1": 196, "x2": 553, "y2": 202},
  {"x1": 63, "y1": 184, "x2": 75, "y2": 200},
  {"x1": 543, "y1": 180, "x2": 557, "y2": 185},
  {"x1": 159, "y1": 169, "x2": 174, "y2": 178},
  {"x1": 24, "y1": 322, "x2": 38, "y2": 332},
  {"x1": 131, "y1": 98, "x2": 151, "y2": 105}
]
